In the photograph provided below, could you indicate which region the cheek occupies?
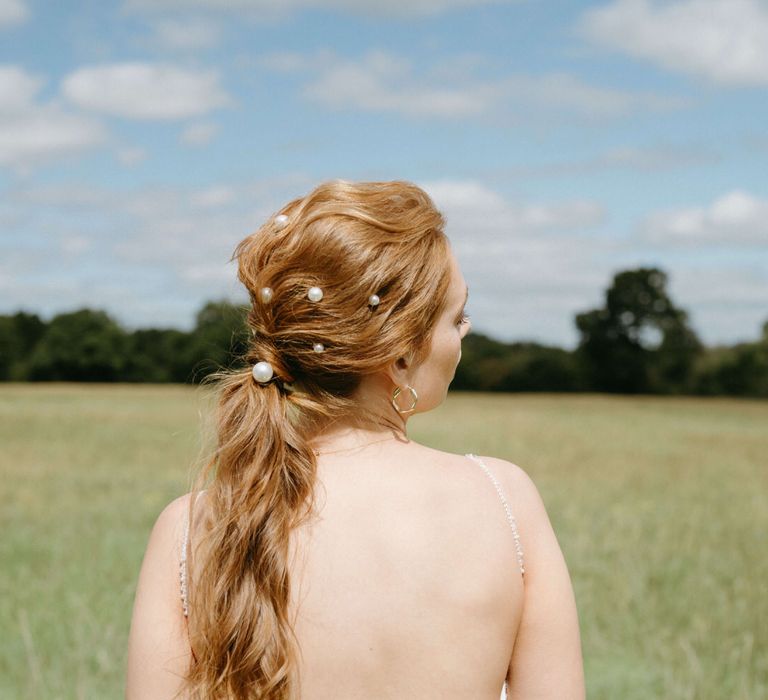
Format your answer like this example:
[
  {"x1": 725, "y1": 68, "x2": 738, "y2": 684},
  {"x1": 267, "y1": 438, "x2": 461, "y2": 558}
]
[
  {"x1": 440, "y1": 329, "x2": 462, "y2": 372},
  {"x1": 421, "y1": 326, "x2": 462, "y2": 386}
]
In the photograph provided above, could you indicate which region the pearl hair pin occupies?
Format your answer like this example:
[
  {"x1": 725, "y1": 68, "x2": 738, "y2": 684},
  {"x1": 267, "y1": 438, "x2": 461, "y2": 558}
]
[
  {"x1": 307, "y1": 286, "x2": 324, "y2": 302},
  {"x1": 252, "y1": 361, "x2": 274, "y2": 383},
  {"x1": 259, "y1": 287, "x2": 273, "y2": 303},
  {"x1": 313, "y1": 343, "x2": 325, "y2": 353},
  {"x1": 368, "y1": 294, "x2": 380, "y2": 307},
  {"x1": 274, "y1": 214, "x2": 289, "y2": 230}
]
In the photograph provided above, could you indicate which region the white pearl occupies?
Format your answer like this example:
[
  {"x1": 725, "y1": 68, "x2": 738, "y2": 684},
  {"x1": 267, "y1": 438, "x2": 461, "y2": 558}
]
[
  {"x1": 368, "y1": 294, "x2": 380, "y2": 307},
  {"x1": 274, "y1": 214, "x2": 289, "y2": 229},
  {"x1": 307, "y1": 286, "x2": 323, "y2": 302},
  {"x1": 251, "y1": 361, "x2": 274, "y2": 383},
  {"x1": 313, "y1": 343, "x2": 325, "y2": 353},
  {"x1": 259, "y1": 287, "x2": 273, "y2": 303}
]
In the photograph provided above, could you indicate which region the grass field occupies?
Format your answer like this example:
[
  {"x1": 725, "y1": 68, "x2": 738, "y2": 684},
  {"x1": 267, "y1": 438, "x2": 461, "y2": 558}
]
[{"x1": 1, "y1": 384, "x2": 766, "y2": 699}]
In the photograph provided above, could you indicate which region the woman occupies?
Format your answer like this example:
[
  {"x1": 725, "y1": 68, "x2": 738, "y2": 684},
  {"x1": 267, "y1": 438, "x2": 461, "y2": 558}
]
[{"x1": 126, "y1": 180, "x2": 585, "y2": 699}]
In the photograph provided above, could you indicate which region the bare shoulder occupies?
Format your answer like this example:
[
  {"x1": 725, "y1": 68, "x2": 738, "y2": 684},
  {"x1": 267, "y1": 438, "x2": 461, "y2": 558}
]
[
  {"x1": 156, "y1": 490, "x2": 208, "y2": 545},
  {"x1": 143, "y1": 493, "x2": 195, "y2": 566},
  {"x1": 468, "y1": 455, "x2": 545, "y2": 522},
  {"x1": 469, "y1": 456, "x2": 562, "y2": 574},
  {"x1": 156, "y1": 492, "x2": 193, "y2": 540},
  {"x1": 414, "y1": 446, "x2": 546, "y2": 528},
  {"x1": 411, "y1": 445, "x2": 537, "y2": 497},
  {"x1": 125, "y1": 492, "x2": 200, "y2": 699},
  {"x1": 473, "y1": 455, "x2": 535, "y2": 490},
  {"x1": 474, "y1": 456, "x2": 586, "y2": 698},
  {"x1": 131, "y1": 492, "x2": 196, "y2": 619}
]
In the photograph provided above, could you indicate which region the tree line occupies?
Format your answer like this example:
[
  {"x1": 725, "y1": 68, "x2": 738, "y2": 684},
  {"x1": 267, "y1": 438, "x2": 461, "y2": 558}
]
[{"x1": 1, "y1": 267, "x2": 766, "y2": 396}]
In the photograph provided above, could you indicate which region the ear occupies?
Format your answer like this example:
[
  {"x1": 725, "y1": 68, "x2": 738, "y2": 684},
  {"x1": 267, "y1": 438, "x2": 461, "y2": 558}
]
[{"x1": 385, "y1": 354, "x2": 413, "y2": 388}]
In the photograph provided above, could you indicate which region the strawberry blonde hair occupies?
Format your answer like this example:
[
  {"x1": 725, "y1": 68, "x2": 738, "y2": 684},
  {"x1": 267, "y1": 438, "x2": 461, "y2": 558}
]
[{"x1": 183, "y1": 180, "x2": 452, "y2": 699}]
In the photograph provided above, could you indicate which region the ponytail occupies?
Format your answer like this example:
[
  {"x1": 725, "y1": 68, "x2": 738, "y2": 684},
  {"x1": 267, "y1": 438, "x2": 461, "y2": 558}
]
[{"x1": 184, "y1": 366, "x2": 316, "y2": 699}]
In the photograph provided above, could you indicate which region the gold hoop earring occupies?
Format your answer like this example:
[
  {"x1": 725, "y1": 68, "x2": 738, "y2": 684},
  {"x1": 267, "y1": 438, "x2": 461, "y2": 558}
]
[{"x1": 391, "y1": 385, "x2": 418, "y2": 414}]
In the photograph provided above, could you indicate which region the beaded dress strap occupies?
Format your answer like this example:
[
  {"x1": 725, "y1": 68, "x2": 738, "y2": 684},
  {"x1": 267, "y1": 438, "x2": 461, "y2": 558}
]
[
  {"x1": 465, "y1": 454, "x2": 525, "y2": 576},
  {"x1": 180, "y1": 491, "x2": 205, "y2": 618}
]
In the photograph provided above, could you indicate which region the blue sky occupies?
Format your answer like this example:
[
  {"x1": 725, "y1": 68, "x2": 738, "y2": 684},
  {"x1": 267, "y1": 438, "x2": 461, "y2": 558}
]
[{"x1": 1, "y1": 0, "x2": 766, "y2": 349}]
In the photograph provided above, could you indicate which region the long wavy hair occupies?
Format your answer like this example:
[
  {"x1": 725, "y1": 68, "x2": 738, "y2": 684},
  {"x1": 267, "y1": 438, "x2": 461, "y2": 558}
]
[{"x1": 182, "y1": 180, "x2": 452, "y2": 699}]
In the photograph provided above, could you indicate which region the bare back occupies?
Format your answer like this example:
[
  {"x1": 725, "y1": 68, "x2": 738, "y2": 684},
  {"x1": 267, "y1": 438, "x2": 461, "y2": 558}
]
[
  {"x1": 131, "y1": 440, "x2": 584, "y2": 700},
  {"x1": 284, "y1": 441, "x2": 523, "y2": 698}
]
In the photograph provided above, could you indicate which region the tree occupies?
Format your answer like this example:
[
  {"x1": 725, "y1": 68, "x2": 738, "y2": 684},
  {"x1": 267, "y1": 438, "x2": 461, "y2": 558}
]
[
  {"x1": 0, "y1": 316, "x2": 19, "y2": 380},
  {"x1": 692, "y1": 318, "x2": 768, "y2": 398},
  {"x1": 575, "y1": 268, "x2": 702, "y2": 393},
  {"x1": 0, "y1": 312, "x2": 47, "y2": 380},
  {"x1": 124, "y1": 328, "x2": 194, "y2": 383},
  {"x1": 452, "y1": 333, "x2": 514, "y2": 391},
  {"x1": 186, "y1": 300, "x2": 250, "y2": 381},
  {"x1": 453, "y1": 333, "x2": 584, "y2": 392},
  {"x1": 26, "y1": 309, "x2": 129, "y2": 381}
]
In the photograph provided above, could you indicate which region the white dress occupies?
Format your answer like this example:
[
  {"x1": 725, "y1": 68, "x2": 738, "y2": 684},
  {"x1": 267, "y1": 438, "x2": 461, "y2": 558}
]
[{"x1": 180, "y1": 454, "x2": 526, "y2": 698}]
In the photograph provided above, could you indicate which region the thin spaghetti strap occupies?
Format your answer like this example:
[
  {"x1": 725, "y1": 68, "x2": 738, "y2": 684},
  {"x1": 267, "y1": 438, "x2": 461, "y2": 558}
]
[
  {"x1": 179, "y1": 521, "x2": 190, "y2": 617},
  {"x1": 465, "y1": 454, "x2": 525, "y2": 576},
  {"x1": 180, "y1": 490, "x2": 205, "y2": 618}
]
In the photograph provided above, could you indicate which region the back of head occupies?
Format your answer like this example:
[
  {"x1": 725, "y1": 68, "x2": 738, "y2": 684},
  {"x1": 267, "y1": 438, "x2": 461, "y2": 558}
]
[
  {"x1": 184, "y1": 180, "x2": 452, "y2": 700},
  {"x1": 240, "y1": 179, "x2": 450, "y2": 398}
]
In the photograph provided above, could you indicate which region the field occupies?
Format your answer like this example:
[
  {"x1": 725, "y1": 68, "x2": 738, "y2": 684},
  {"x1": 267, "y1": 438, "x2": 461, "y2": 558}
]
[{"x1": 1, "y1": 384, "x2": 766, "y2": 699}]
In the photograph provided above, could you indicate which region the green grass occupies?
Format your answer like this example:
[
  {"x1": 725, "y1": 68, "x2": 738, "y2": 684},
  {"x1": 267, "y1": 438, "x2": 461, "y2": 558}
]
[{"x1": 1, "y1": 385, "x2": 766, "y2": 699}]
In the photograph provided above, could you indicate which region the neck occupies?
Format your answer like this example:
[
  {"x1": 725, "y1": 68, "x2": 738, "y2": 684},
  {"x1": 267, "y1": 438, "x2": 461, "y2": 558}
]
[
  {"x1": 310, "y1": 423, "x2": 408, "y2": 457},
  {"x1": 307, "y1": 374, "x2": 411, "y2": 455}
]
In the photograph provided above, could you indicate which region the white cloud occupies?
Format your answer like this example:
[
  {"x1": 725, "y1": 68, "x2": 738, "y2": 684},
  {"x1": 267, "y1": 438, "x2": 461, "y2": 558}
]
[
  {"x1": 257, "y1": 50, "x2": 331, "y2": 74},
  {"x1": 180, "y1": 120, "x2": 218, "y2": 146},
  {"x1": 503, "y1": 72, "x2": 688, "y2": 118},
  {"x1": 421, "y1": 180, "x2": 507, "y2": 210},
  {"x1": 594, "y1": 145, "x2": 718, "y2": 170},
  {"x1": 145, "y1": 17, "x2": 223, "y2": 50},
  {"x1": 0, "y1": 0, "x2": 27, "y2": 28},
  {"x1": 190, "y1": 185, "x2": 236, "y2": 208},
  {"x1": 580, "y1": 0, "x2": 768, "y2": 86},
  {"x1": 670, "y1": 265, "x2": 768, "y2": 344},
  {"x1": 304, "y1": 51, "x2": 499, "y2": 118},
  {"x1": 0, "y1": 65, "x2": 39, "y2": 110},
  {"x1": 641, "y1": 190, "x2": 768, "y2": 245},
  {"x1": 267, "y1": 50, "x2": 686, "y2": 121},
  {"x1": 62, "y1": 63, "x2": 231, "y2": 120},
  {"x1": 124, "y1": 0, "x2": 518, "y2": 20},
  {"x1": 424, "y1": 180, "x2": 605, "y2": 232},
  {"x1": 0, "y1": 65, "x2": 106, "y2": 170},
  {"x1": 60, "y1": 235, "x2": 92, "y2": 255},
  {"x1": 2, "y1": 177, "x2": 308, "y2": 272},
  {"x1": 492, "y1": 144, "x2": 719, "y2": 180},
  {"x1": 0, "y1": 112, "x2": 106, "y2": 168},
  {"x1": 8, "y1": 183, "x2": 118, "y2": 208},
  {"x1": 116, "y1": 146, "x2": 147, "y2": 166}
]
